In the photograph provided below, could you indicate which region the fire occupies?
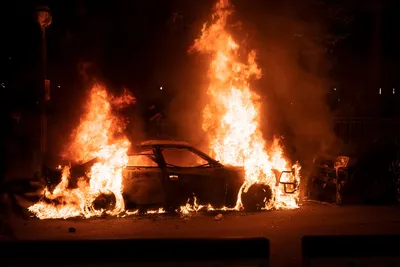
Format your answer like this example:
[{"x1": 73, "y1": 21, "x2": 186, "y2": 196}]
[
  {"x1": 28, "y1": 1, "x2": 299, "y2": 219},
  {"x1": 180, "y1": 195, "x2": 214, "y2": 215},
  {"x1": 28, "y1": 84, "x2": 133, "y2": 219},
  {"x1": 190, "y1": 0, "x2": 300, "y2": 209}
]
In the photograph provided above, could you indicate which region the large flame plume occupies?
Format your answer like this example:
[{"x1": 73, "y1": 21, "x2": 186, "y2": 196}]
[
  {"x1": 28, "y1": 84, "x2": 134, "y2": 219},
  {"x1": 28, "y1": 0, "x2": 299, "y2": 219},
  {"x1": 190, "y1": 0, "x2": 300, "y2": 209}
]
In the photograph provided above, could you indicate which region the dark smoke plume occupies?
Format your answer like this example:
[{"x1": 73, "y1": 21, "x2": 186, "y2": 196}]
[{"x1": 165, "y1": 0, "x2": 342, "y2": 163}]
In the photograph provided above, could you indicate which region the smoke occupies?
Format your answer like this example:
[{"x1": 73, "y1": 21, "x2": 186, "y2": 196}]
[
  {"x1": 166, "y1": 70, "x2": 210, "y2": 151},
  {"x1": 46, "y1": 61, "x2": 97, "y2": 165},
  {"x1": 233, "y1": 0, "x2": 340, "y2": 163},
  {"x1": 166, "y1": 0, "x2": 340, "y2": 163},
  {"x1": 158, "y1": 1, "x2": 214, "y2": 151},
  {"x1": 78, "y1": 62, "x2": 94, "y2": 82}
]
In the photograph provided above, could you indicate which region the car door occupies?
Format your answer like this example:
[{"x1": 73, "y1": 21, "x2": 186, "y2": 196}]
[
  {"x1": 123, "y1": 149, "x2": 165, "y2": 206},
  {"x1": 159, "y1": 146, "x2": 227, "y2": 208}
]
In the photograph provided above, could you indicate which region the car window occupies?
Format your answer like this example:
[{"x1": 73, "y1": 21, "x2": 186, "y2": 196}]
[
  {"x1": 161, "y1": 148, "x2": 209, "y2": 167},
  {"x1": 127, "y1": 150, "x2": 158, "y2": 167}
]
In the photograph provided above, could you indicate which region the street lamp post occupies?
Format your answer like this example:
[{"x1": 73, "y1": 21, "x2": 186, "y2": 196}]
[{"x1": 36, "y1": 6, "x2": 52, "y2": 179}]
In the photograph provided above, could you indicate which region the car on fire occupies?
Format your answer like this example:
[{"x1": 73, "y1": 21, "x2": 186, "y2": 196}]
[{"x1": 42, "y1": 140, "x2": 298, "y2": 213}]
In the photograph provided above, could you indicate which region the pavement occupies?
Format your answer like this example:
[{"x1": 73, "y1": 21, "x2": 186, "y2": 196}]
[{"x1": 9, "y1": 201, "x2": 400, "y2": 266}]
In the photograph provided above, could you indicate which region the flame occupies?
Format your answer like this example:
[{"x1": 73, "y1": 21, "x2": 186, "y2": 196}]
[
  {"x1": 28, "y1": 1, "x2": 300, "y2": 219},
  {"x1": 180, "y1": 195, "x2": 205, "y2": 214},
  {"x1": 179, "y1": 195, "x2": 218, "y2": 218},
  {"x1": 28, "y1": 84, "x2": 133, "y2": 219},
  {"x1": 190, "y1": 0, "x2": 300, "y2": 210}
]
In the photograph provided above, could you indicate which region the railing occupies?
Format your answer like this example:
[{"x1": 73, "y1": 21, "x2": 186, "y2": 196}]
[{"x1": 333, "y1": 117, "x2": 400, "y2": 146}]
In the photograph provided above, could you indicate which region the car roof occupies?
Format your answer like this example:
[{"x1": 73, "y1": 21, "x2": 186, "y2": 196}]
[
  {"x1": 139, "y1": 140, "x2": 192, "y2": 147},
  {"x1": 132, "y1": 139, "x2": 222, "y2": 166}
]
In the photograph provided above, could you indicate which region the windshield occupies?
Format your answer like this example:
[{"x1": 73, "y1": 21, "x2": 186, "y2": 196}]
[
  {"x1": 127, "y1": 151, "x2": 158, "y2": 167},
  {"x1": 160, "y1": 148, "x2": 211, "y2": 168}
]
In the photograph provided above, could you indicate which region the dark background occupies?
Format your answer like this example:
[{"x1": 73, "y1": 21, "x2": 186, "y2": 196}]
[{"x1": 1, "y1": 0, "x2": 400, "y2": 178}]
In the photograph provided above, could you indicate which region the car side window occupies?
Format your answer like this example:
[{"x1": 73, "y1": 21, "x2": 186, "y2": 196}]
[
  {"x1": 127, "y1": 150, "x2": 158, "y2": 167},
  {"x1": 161, "y1": 148, "x2": 209, "y2": 168}
]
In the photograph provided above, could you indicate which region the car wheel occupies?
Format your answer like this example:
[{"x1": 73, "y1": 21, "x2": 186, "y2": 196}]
[
  {"x1": 93, "y1": 192, "x2": 116, "y2": 212},
  {"x1": 241, "y1": 184, "x2": 272, "y2": 212}
]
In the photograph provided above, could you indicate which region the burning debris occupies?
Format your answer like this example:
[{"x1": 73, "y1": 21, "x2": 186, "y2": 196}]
[
  {"x1": 214, "y1": 214, "x2": 223, "y2": 221},
  {"x1": 190, "y1": 0, "x2": 300, "y2": 210}
]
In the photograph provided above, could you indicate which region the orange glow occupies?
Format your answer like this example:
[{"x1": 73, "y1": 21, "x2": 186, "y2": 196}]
[
  {"x1": 28, "y1": 84, "x2": 133, "y2": 219},
  {"x1": 28, "y1": 0, "x2": 300, "y2": 219},
  {"x1": 190, "y1": 0, "x2": 300, "y2": 210}
]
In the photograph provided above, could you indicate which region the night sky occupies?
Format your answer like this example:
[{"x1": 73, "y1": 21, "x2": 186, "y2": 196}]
[{"x1": 1, "y1": 0, "x2": 399, "y2": 118}]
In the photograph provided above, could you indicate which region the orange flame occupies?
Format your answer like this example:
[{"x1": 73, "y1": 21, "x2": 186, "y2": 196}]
[
  {"x1": 28, "y1": 1, "x2": 299, "y2": 219},
  {"x1": 191, "y1": 0, "x2": 300, "y2": 210},
  {"x1": 28, "y1": 84, "x2": 133, "y2": 219}
]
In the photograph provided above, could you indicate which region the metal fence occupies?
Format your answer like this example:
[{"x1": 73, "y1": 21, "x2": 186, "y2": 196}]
[{"x1": 333, "y1": 117, "x2": 400, "y2": 147}]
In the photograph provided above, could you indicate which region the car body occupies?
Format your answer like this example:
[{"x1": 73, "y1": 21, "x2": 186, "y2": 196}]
[
  {"x1": 122, "y1": 140, "x2": 245, "y2": 212},
  {"x1": 40, "y1": 140, "x2": 297, "y2": 213}
]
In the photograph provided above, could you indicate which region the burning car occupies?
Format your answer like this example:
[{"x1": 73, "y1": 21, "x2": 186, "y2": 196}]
[
  {"x1": 27, "y1": 0, "x2": 302, "y2": 219},
  {"x1": 40, "y1": 140, "x2": 298, "y2": 215}
]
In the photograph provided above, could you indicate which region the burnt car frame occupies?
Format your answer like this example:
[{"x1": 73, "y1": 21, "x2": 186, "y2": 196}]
[
  {"x1": 306, "y1": 143, "x2": 400, "y2": 205},
  {"x1": 306, "y1": 155, "x2": 357, "y2": 204},
  {"x1": 123, "y1": 140, "x2": 243, "y2": 212},
  {"x1": 42, "y1": 140, "x2": 298, "y2": 213}
]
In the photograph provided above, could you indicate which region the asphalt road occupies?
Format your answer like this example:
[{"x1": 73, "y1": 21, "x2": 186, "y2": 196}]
[{"x1": 10, "y1": 201, "x2": 400, "y2": 266}]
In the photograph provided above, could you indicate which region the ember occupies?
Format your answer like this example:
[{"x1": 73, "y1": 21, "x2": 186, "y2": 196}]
[{"x1": 190, "y1": 0, "x2": 301, "y2": 210}]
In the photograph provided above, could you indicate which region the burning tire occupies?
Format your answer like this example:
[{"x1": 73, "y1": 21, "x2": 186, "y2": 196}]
[
  {"x1": 241, "y1": 184, "x2": 272, "y2": 212},
  {"x1": 93, "y1": 192, "x2": 116, "y2": 211}
]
